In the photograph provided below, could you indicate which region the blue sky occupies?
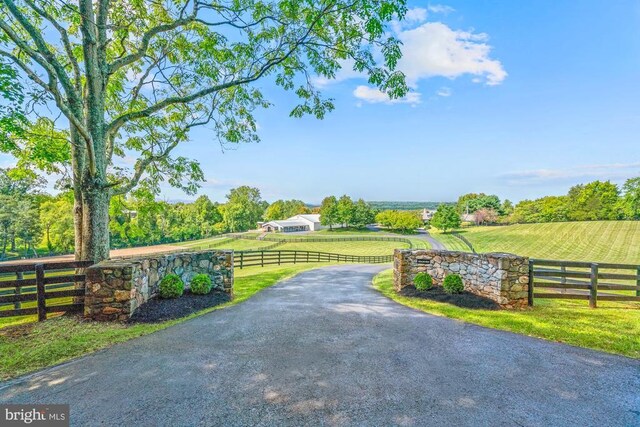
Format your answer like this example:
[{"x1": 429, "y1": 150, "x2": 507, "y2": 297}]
[{"x1": 5, "y1": 1, "x2": 640, "y2": 204}]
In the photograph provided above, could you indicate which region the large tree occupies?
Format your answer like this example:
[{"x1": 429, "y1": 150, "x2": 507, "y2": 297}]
[
  {"x1": 319, "y1": 195, "x2": 338, "y2": 230},
  {"x1": 621, "y1": 177, "x2": 640, "y2": 220},
  {"x1": 430, "y1": 204, "x2": 461, "y2": 233},
  {"x1": 222, "y1": 186, "x2": 265, "y2": 232},
  {"x1": 0, "y1": 0, "x2": 407, "y2": 261}
]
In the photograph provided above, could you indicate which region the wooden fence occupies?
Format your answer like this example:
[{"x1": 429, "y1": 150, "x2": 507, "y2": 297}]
[
  {"x1": 529, "y1": 259, "x2": 640, "y2": 307},
  {"x1": 235, "y1": 250, "x2": 393, "y2": 269},
  {"x1": 230, "y1": 234, "x2": 414, "y2": 248},
  {"x1": 451, "y1": 232, "x2": 476, "y2": 253},
  {"x1": 0, "y1": 260, "x2": 93, "y2": 321}
]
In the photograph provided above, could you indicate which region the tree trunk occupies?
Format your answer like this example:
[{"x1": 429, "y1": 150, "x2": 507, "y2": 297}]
[
  {"x1": 77, "y1": 189, "x2": 110, "y2": 262},
  {"x1": 1, "y1": 226, "x2": 6, "y2": 257}
]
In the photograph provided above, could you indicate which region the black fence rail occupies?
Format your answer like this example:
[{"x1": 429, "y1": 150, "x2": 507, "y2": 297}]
[
  {"x1": 451, "y1": 232, "x2": 476, "y2": 253},
  {"x1": 235, "y1": 250, "x2": 393, "y2": 269},
  {"x1": 230, "y1": 234, "x2": 414, "y2": 248},
  {"x1": 529, "y1": 259, "x2": 640, "y2": 307},
  {"x1": 0, "y1": 260, "x2": 93, "y2": 320}
]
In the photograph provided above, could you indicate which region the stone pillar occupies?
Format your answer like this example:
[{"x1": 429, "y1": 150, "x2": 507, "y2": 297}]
[
  {"x1": 393, "y1": 249, "x2": 529, "y2": 308},
  {"x1": 84, "y1": 250, "x2": 234, "y2": 321}
]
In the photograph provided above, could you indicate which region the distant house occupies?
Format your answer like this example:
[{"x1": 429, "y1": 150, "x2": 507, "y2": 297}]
[
  {"x1": 461, "y1": 213, "x2": 476, "y2": 223},
  {"x1": 421, "y1": 209, "x2": 435, "y2": 221},
  {"x1": 259, "y1": 214, "x2": 324, "y2": 233}
]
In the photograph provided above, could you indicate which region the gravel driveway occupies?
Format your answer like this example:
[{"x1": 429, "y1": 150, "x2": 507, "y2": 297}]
[{"x1": 1, "y1": 265, "x2": 638, "y2": 426}]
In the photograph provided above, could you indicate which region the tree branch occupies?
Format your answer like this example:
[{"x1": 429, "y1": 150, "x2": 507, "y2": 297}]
[
  {"x1": 22, "y1": 0, "x2": 82, "y2": 91},
  {"x1": 1, "y1": 0, "x2": 81, "y2": 106},
  {"x1": 106, "y1": 18, "x2": 321, "y2": 134},
  {"x1": 108, "y1": 13, "x2": 196, "y2": 74}
]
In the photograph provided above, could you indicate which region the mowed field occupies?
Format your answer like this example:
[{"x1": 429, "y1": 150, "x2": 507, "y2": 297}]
[
  {"x1": 177, "y1": 234, "x2": 420, "y2": 255},
  {"x1": 179, "y1": 232, "x2": 429, "y2": 256},
  {"x1": 443, "y1": 221, "x2": 640, "y2": 264}
]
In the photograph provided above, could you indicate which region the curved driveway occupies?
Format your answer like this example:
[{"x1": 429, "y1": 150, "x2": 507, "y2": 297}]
[
  {"x1": 1, "y1": 265, "x2": 638, "y2": 426},
  {"x1": 414, "y1": 230, "x2": 447, "y2": 250}
]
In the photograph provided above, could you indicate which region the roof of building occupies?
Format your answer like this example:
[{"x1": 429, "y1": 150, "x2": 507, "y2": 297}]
[{"x1": 292, "y1": 214, "x2": 321, "y2": 222}]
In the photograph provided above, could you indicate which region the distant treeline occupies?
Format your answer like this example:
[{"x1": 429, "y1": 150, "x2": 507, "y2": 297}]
[{"x1": 367, "y1": 201, "x2": 450, "y2": 211}]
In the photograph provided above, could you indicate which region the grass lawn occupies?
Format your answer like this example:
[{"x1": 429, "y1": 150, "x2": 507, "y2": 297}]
[
  {"x1": 278, "y1": 240, "x2": 409, "y2": 256},
  {"x1": 0, "y1": 263, "x2": 328, "y2": 381},
  {"x1": 429, "y1": 231, "x2": 471, "y2": 252},
  {"x1": 435, "y1": 221, "x2": 640, "y2": 264},
  {"x1": 373, "y1": 269, "x2": 640, "y2": 358},
  {"x1": 178, "y1": 232, "x2": 426, "y2": 254},
  {"x1": 315, "y1": 227, "x2": 381, "y2": 234},
  {"x1": 178, "y1": 237, "x2": 277, "y2": 251}
]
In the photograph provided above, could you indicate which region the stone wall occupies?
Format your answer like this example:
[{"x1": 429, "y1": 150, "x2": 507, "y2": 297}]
[
  {"x1": 85, "y1": 250, "x2": 234, "y2": 321},
  {"x1": 394, "y1": 249, "x2": 529, "y2": 308}
]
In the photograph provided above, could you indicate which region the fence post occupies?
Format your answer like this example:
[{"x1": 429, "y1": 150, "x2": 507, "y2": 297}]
[
  {"x1": 636, "y1": 266, "x2": 640, "y2": 297},
  {"x1": 294, "y1": 251, "x2": 297, "y2": 264},
  {"x1": 14, "y1": 271, "x2": 23, "y2": 310},
  {"x1": 278, "y1": 251, "x2": 281, "y2": 265},
  {"x1": 589, "y1": 263, "x2": 598, "y2": 309},
  {"x1": 560, "y1": 265, "x2": 567, "y2": 294},
  {"x1": 35, "y1": 263, "x2": 46, "y2": 322},
  {"x1": 528, "y1": 260, "x2": 534, "y2": 307},
  {"x1": 261, "y1": 251, "x2": 264, "y2": 267},
  {"x1": 240, "y1": 252, "x2": 244, "y2": 269}
]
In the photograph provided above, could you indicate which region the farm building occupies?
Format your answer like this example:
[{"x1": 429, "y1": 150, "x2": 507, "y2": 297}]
[{"x1": 259, "y1": 214, "x2": 324, "y2": 233}]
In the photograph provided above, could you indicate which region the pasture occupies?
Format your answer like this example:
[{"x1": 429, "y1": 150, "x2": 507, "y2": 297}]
[
  {"x1": 176, "y1": 232, "x2": 430, "y2": 254},
  {"x1": 434, "y1": 221, "x2": 640, "y2": 264}
]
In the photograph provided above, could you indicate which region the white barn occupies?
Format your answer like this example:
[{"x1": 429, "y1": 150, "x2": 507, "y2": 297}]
[{"x1": 259, "y1": 214, "x2": 324, "y2": 233}]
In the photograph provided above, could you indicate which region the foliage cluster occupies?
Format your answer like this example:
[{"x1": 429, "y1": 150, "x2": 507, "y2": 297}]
[
  {"x1": 430, "y1": 205, "x2": 461, "y2": 233},
  {"x1": 158, "y1": 274, "x2": 184, "y2": 299},
  {"x1": 375, "y1": 210, "x2": 423, "y2": 232},
  {"x1": 190, "y1": 274, "x2": 213, "y2": 295},
  {"x1": 413, "y1": 272, "x2": 433, "y2": 291},
  {"x1": 319, "y1": 195, "x2": 376, "y2": 229},
  {"x1": 510, "y1": 179, "x2": 638, "y2": 223},
  {"x1": 443, "y1": 275, "x2": 464, "y2": 294}
]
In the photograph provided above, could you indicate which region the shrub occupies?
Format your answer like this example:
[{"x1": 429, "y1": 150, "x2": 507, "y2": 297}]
[
  {"x1": 443, "y1": 274, "x2": 464, "y2": 294},
  {"x1": 158, "y1": 274, "x2": 184, "y2": 298},
  {"x1": 413, "y1": 272, "x2": 433, "y2": 291},
  {"x1": 190, "y1": 274, "x2": 213, "y2": 295}
]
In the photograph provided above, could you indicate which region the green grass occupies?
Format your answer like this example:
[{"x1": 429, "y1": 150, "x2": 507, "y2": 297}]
[
  {"x1": 278, "y1": 240, "x2": 409, "y2": 256},
  {"x1": 178, "y1": 237, "x2": 277, "y2": 251},
  {"x1": 429, "y1": 231, "x2": 471, "y2": 252},
  {"x1": 178, "y1": 232, "x2": 424, "y2": 254},
  {"x1": 0, "y1": 263, "x2": 327, "y2": 381},
  {"x1": 315, "y1": 227, "x2": 383, "y2": 234},
  {"x1": 439, "y1": 221, "x2": 640, "y2": 264},
  {"x1": 373, "y1": 269, "x2": 640, "y2": 358}
]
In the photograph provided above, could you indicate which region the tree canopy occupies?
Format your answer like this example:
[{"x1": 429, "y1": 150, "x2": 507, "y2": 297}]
[
  {"x1": 430, "y1": 204, "x2": 460, "y2": 233},
  {"x1": 0, "y1": 0, "x2": 408, "y2": 261}
]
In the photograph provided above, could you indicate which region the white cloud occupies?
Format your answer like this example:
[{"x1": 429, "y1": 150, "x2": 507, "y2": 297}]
[
  {"x1": 436, "y1": 86, "x2": 452, "y2": 97},
  {"x1": 313, "y1": 5, "x2": 506, "y2": 104},
  {"x1": 398, "y1": 22, "x2": 507, "y2": 87},
  {"x1": 353, "y1": 85, "x2": 421, "y2": 105},
  {"x1": 427, "y1": 4, "x2": 455, "y2": 14},
  {"x1": 500, "y1": 163, "x2": 640, "y2": 186},
  {"x1": 405, "y1": 7, "x2": 428, "y2": 23}
]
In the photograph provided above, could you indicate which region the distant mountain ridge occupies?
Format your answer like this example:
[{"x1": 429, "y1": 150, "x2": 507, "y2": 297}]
[{"x1": 367, "y1": 201, "x2": 454, "y2": 211}]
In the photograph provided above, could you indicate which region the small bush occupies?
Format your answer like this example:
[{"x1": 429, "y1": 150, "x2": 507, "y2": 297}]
[
  {"x1": 190, "y1": 274, "x2": 213, "y2": 295},
  {"x1": 158, "y1": 274, "x2": 184, "y2": 298},
  {"x1": 413, "y1": 272, "x2": 433, "y2": 291},
  {"x1": 443, "y1": 274, "x2": 464, "y2": 294}
]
